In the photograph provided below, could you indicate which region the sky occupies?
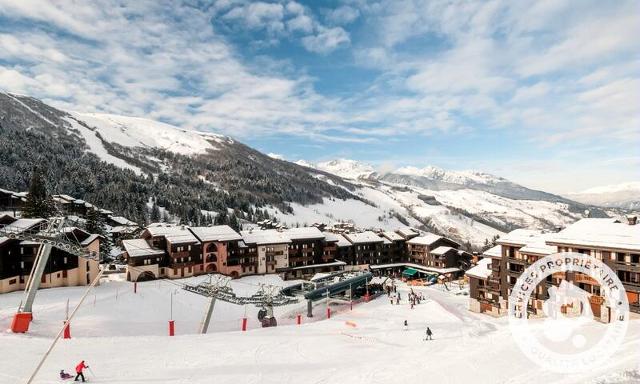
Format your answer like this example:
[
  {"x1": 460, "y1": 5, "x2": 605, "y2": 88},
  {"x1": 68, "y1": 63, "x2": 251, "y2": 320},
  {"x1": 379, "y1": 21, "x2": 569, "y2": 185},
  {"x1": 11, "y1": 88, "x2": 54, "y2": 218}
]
[{"x1": 0, "y1": 0, "x2": 638, "y2": 194}]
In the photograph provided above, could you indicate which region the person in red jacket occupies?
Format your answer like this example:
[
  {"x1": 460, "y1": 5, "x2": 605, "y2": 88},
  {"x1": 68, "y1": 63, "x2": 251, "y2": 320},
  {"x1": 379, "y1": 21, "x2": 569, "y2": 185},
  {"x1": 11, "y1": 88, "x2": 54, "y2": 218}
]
[{"x1": 74, "y1": 360, "x2": 88, "y2": 382}]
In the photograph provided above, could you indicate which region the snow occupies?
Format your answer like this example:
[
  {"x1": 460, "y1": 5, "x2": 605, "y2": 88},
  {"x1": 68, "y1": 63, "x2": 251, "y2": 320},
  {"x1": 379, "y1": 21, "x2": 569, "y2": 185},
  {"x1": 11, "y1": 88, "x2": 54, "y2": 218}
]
[
  {"x1": 547, "y1": 218, "x2": 640, "y2": 252},
  {"x1": 482, "y1": 244, "x2": 502, "y2": 258},
  {"x1": 143, "y1": 225, "x2": 200, "y2": 244},
  {"x1": 240, "y1": 229, "x2": 291, "y2": 245},
  {"x1": 71, "y1": 112, "x2": 224, "y2": 156},
  {"x1": 0, "y1": 276, "x2": 639, "y2": 383},
  {"x1": 497, "y1": 228, "x2": 545, "y2": 246},
  {"x1": 407, "y1": 233, "x2": 442, "y2": 246},
  {"x1": 285, "y1": 227, "x2": 324, "y2": 240},
  {"x1": 431, "y1": 245, "x2": 454, "y2": 255},
  {"x1": 342, "y1": 231, "x2": 384, "y2": 244},
  {"x1": 315, "y1": 159, "x2": 376, "y2": 180},
  {"x1": 64, "y1": 117, "x2": 143, "y2": 174},
  {"x1": 122, "y1": 239, "x2": 165, "y2": 258},
  {"x1": 189, "y1": 226, "x2": 242, "y2": 242},
  {"x1": 566, "y1": 182, "x2": 640, "y2": 208},
  {"x1": 465, "y1": 258, "x2": 493, "y2": 279},
  {"x1": 394, "y1": 165, "x2": 505, "y2": 185}
]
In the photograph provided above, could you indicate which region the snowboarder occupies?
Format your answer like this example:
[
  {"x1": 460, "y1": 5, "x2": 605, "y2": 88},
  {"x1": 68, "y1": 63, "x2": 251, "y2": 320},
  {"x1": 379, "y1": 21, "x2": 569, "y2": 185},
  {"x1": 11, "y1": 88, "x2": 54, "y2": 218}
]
[
  {"x1": 425, "y1": 327, "x2": 433, "y2": 340},
  {"x1": 403, "y1": 320, "x2": 408, "y2": 331},
  {"x1": 74, "y1": 360, "x2": 88, "y2": 382},
  {"x1": 60, "y1": 370, "x2": 73, "y2": 380}
]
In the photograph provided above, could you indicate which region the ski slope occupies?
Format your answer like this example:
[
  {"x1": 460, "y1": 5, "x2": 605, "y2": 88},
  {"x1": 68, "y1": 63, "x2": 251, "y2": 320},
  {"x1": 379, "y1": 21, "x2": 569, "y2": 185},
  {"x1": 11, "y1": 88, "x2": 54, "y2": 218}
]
[{"x1": 1, "y1": 275, "x2": 639, "y2": 384}]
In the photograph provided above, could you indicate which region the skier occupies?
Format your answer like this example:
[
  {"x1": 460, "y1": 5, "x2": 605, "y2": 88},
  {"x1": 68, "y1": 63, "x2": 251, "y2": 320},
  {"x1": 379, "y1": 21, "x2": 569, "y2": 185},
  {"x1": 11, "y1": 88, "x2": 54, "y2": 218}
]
[
  {"x1": 396, "y1": 295, "x2": 400, "y2": 305},
  {"x1": 425, "y1": 327, "x2": 433, "y2": 340},
  {"x1": 74, "y1": 360, "x2": 88, "y2": 382},
  {"x1": 60, "y1": 370, "x2": 73, "y2": 380},
  {"x1": 403, "y1": 320, "x2": 408, "y2": 331}
]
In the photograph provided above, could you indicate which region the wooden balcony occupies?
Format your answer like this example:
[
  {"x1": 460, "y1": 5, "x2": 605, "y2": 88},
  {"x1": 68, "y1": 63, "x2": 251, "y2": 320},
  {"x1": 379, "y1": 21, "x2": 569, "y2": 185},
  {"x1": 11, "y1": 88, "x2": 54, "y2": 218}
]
[{"x1": 611, "y1": 260, "x2": 640, "y2": 272}]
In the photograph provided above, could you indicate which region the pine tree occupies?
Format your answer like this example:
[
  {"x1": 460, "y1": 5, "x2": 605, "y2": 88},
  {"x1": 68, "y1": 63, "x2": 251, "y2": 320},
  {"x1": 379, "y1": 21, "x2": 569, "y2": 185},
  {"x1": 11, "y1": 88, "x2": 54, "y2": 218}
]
[
  {"x1": 150, "y1": 202, "x2": 161, "y2": 223},
  {"x1": 85, "y1": 208, "x2": 111, "y2": 261},
  {"x1": 23, "y1": 167, "x2": 54, "y2": 218}
]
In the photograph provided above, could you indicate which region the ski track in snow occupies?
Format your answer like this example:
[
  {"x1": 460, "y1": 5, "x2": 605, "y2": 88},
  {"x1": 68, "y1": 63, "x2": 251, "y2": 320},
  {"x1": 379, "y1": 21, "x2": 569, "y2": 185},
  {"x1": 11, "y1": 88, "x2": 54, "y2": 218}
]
[{"x1": 1, "y1": 275, "x2": 639, "y2": 384}]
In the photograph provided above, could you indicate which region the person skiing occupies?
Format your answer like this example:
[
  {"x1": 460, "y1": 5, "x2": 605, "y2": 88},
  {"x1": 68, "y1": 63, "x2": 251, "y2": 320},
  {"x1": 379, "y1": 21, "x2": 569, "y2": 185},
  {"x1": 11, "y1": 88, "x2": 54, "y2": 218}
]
[
  {"x1": 403, "y1": 320, "x2": 408, "y2": 331},
  {"x1": 425, "y1": 327, "x2": 433, "y2": 340},
  {"x1": 74, "y1": 360, "x2": 88, "y2": 382},
  {"x1": 60, "y1": 370, "x2": 73, "y2": 380}
]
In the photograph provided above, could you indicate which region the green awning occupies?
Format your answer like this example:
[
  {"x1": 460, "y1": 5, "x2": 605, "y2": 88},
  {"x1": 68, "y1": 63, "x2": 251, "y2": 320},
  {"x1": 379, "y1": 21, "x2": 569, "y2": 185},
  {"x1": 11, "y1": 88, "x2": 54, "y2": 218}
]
[{"x1": 402, "y1": 268, "x2": 419, "y2": 277}]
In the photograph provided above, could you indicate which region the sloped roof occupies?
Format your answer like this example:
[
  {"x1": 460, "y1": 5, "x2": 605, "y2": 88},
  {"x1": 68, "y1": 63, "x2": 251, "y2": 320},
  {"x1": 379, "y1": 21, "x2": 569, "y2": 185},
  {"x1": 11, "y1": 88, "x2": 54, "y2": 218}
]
[
  {"x1": 285, "y1": 227, "x2": 325, "y2": 241},
  {"x1": 407, "y1": 233, "x2": 441, "y2": 246},
  {"x1": 482, "y1": 245, "x2": 502, "y2": 259},
  {"x1": 431, "y1": 246, "x2": 455, "y2": 255},
  {"x1": 190, "y1": 225, "x2": 242, "y2": 242},
  {"x1": 240, "y1": 229, "x2": 291, "y2": 245},
  {"x1": 109, "y1": 216, "x2": 137, "y2": 226},
  {"x1": 343, "y1": 231, "x2": 384, "y2": 244},
  {"x1": 1, "y1": 218, "x2": 46, "y2": 234},
  {"x1": 144, "y1": 225, "x2": 200, "y2": 244},
  {"x1": 546, "y1": 218, "x2": 640, "y2": 252},
  {"x1": 519, "y1": 234, "x2": 556, "y2": 255},
  {"x1": 382, "y1": 231, "x2": 404, "y2": 242},
  {"x1": 497, "y1": 229, "x2": 543, "y2": 246},
  {"x1": 323, "y1": 232, "x2": 352, "y2": 247},
  {"x1": 123, "y1": 239, "x2": 165, "y2": 258},
  {"x1": 465, "y1": 258, "x2": 492, "y2": 279}
]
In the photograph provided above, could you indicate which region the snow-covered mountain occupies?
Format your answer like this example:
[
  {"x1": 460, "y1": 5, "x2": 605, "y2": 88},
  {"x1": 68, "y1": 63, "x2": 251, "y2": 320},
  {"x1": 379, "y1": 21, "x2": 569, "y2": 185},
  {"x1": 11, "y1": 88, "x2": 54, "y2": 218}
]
[
  {"x1": 0, "y1": 92, "x2": 605, "y2": 248},
  {"x1": 566, "y1": 182, "x2": 640, "y2": 210},
  {"x1": 314, "y1": 159, "x2": 376, "y2": 180}
]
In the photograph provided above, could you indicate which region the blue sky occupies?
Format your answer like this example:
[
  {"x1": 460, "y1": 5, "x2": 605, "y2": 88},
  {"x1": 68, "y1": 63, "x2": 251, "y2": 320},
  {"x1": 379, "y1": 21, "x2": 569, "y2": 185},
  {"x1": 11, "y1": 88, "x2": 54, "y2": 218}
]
[{"x1": 0, "y1": 0, "x2": 638, "y2": 193}]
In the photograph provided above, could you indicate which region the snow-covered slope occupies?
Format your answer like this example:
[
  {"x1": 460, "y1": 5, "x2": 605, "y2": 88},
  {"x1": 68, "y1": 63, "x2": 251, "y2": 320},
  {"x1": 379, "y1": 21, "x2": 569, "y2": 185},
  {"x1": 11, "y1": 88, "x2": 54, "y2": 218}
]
[
  {"x1": 314, "y1": 159, "x2": 376, "y2": 179},
  {"x1": 71, "y1": 112, "x2": 229, "y2": 155},
  {"x1": 2, "y1": 276, "x2": 639, "y2": 384},
  {"x1": 566, "y1": 182, "x2": 640, "y2": 210},
  {"x1": 394, "y1": 165, "x2": 506, "y2": 186}
]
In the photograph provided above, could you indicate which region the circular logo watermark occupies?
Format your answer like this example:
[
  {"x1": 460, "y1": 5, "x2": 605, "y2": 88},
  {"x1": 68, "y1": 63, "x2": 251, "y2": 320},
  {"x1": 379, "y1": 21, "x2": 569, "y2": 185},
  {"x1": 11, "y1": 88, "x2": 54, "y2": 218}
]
[{"x1": 508, "y1": 252, "x2": 629, "y2": 373}]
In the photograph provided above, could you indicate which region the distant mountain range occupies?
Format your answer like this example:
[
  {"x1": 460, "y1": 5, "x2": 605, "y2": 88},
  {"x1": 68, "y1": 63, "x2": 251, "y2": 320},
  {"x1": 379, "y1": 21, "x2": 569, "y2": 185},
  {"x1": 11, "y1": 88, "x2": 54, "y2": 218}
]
[
  {"x1": 0, "y1": 92, "x2": 616, "y2": 248},
  {"x1": 566, "y1": 182, "x2": 640, "y2": 210}
]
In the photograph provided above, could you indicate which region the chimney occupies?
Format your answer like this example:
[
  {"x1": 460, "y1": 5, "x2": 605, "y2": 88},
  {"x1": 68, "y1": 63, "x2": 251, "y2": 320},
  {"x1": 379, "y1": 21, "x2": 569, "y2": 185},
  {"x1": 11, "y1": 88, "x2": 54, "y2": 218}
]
[{"x1": 627, "y1": 215, "x2": 638, "y2": 226}]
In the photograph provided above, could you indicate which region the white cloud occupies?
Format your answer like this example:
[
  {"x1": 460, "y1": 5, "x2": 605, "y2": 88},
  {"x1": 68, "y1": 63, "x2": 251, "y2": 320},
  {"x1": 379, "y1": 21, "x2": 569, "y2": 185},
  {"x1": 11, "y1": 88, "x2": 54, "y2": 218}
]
[
  {"x1": 326, "y1": 6, "x2": 360, "y2": 25},
  {"x1": 301, "y1": 26, "x2": 350, "y2": 54}
]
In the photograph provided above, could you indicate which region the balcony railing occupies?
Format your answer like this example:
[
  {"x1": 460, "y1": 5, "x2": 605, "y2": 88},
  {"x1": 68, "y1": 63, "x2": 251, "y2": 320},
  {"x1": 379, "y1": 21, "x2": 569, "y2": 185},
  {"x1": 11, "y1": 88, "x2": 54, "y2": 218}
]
[{"x1": 611, "y1": 260, "x2": 640, "y2": 272}]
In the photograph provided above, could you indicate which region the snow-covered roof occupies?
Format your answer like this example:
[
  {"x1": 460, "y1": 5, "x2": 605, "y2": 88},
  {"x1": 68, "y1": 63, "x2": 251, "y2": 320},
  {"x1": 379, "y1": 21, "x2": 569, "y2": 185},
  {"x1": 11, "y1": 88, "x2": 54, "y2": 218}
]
[
  {"x1": 109, "y1": 225, "x2": 138, "y2": 234},
  {"x1": 323, "y1": 232, "x2": 352, "y2": 247},
  {"x1": 80, "y1": 234, "x2": 101, "y2": 246},
  {"x1": 189, "y1": 226, "x2": 242, "y2": 242},
  {"x1": 0, "y1": 218, "x2": 46, "y2": 233},
  {"x1": 285, "y1": 227, "x2": 325, "y2": 241},
  {"x1": 546, "y1": 218, "x2": 640, "y2": 252},
  {"x1": 343, "y1": 231, "x2": 384, "y2": 244},
  {"x1": 407, "y1": 233, "x2": 442, "y2": 246},
  {"x1": 482, "y1": 245, "x2": 502, "y2": 259},
  {"x1": 431, "y1": 246, "x2": 455, "y2": 255},
  {"x1": 465, "y1": 258, "x2": 492, "y2": 279},
  {"x1": 497, "y1": 229, "x2": 543, "y2": 246},
  {"x1": 381, "y1": 231, "x2": 404, "y2": 242},
  {"x1": 144, "y1": 225, "x2": 200, "y2": 244},
  {"x1": 109, "y1": 216, "x2": 137, "y2": 226},
  {"x1": 519, "y1": 234, "x2": 556, "y2": 256},
  {"x1": 123, "y1": 239, "x2": 165, "y2": 258},
  {"x1": 240, "y1": 229, "x2": 291, "y2": 245},
  {"x1": 396, "y1": 227, "x2": 419, "y2": 238}
]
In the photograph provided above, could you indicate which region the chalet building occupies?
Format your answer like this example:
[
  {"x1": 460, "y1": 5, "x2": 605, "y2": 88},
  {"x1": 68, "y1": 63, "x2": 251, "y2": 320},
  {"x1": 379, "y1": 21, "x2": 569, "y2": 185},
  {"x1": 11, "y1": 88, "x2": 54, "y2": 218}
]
[
  {"x1": 325, "y1": 232, "x2": 352, "y2": 263},
  {"x1": 379, "y1": 231, "x2": 407, "y2": 264},
  {"x1": 0, "y1": 217, "x2": 101, "y2": 294},
  {"x1": 140, "y1": 224, "x2": 202, "y2": 279},
  {"x1": 467, "y1": 244, "x2": 504, "y2": 315},
  {"x1": 285, "y1": 227, "x2": 325, "y2": 268},
  {"x1": 467, "y1": 216, "x2": 640, "y2": 322},
  {"x1": 189, "y1": 226, "x2": 244, "y2": 277},
  {"x1": 396, "y1": 227, "x2": 420, "y2": 240},
  {"x1": 546, "y1": 217, "x2": 640, "y2": 319},
  {"x1": 122, "y1": 239, "x2": 165, "y2": 281},
  {"x1": 342, "y1": 231, "x2": 383, "y2": 266},
  {"x1": 406, "y1": 233, "x2": 460, "y2": 266},
  {"x1": 0, "y1": 188, "x2": 24, "y2": 215},
  {"x1": 240, "y1": 229, "x2": 290, "y2": 275}
]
